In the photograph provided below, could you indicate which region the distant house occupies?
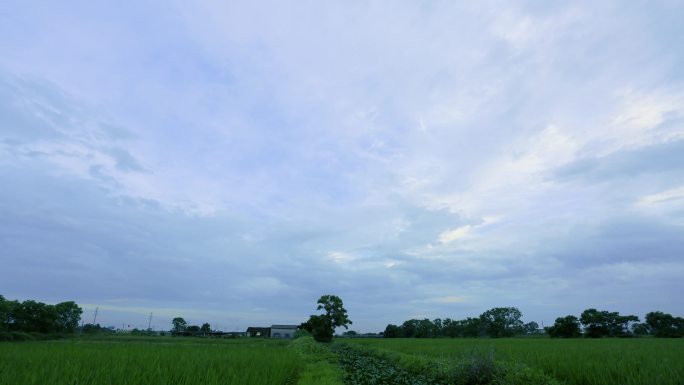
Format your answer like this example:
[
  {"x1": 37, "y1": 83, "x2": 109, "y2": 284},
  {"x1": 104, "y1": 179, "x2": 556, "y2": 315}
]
[
  {"x1": 222, "y1": 331, "x2": 248, "y2": 338},
  {"x1": 270, "y1": 325, "x2": 298, "y2": 339},
  {"x1": 246, "y1": 327, "x2": 271, "y2": 337}
]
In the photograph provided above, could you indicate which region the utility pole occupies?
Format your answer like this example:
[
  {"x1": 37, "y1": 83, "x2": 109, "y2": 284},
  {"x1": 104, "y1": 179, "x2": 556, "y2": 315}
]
[
  {"x1": 93, "y1": 307, "x2": 99, "y2": 324},
  {"x1": 148, "y1": 312, "x2": 153, "y2": 330}
]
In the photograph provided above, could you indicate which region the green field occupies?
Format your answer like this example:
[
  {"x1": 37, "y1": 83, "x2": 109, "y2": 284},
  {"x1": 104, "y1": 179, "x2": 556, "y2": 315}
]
[
  {"x1": 0, "y1": 337, "x2": 302, "y2": 385},
  {"x1": 348, "y1": 338, "x2": 684, "y2": 385},
  {"x1": 2, "y1": 336, "x2": 684, "y2": 385}
]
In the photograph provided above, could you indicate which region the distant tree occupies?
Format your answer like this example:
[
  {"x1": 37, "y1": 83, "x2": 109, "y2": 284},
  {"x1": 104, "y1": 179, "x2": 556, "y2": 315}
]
[
  {"x1": 580, "y1": 309, "x2": 639, "y2": 338},
  {"x1": 200, "y1": 323, "x2": 211, "y2": 333},
  {"x1": 580, "y1": 309, "x2": 611, "y2": 338},
  {"x1": 416, "y1": 319, "x2": 436, "y2": 338},
  {"x1": 14, "y1": 300, "x2": 59, "y2": 333},
  {"x1": 631, "y1": 322, "x2": 650, "y2": 336},
  {"x1": 300, "y1": 314, "x2": 333, "y2": 342},
  {"x1": 461, "y1": 317, "x2": 483, "y2": 337},
  {"x1": 432, "y1": 318, "x2": 444, "y2": 337},
  {"x1": 383, "y1": 324, "x2": 402, "y2": 338},
  {"x1": 547, "y1": 315, "x2": 582, "y2": 338},
  {"x1": 479, "y1": 307, "x2": 524, "y2": 337},
  {"x1": 316, "y1": 295, "x2": 352, "y2": 330},
  {"x1": 171, "y1": 317, "x2": 187, "y2": 334},
  {"x1": 0, "y1": 295, "x2": 9, "y2": 331},
  {"x1": 524, "y1": 321, "x2": 540, "y2": 334},
  {"x1": 186, "y1": 325, "x2": 201, "y2": 334},
  {"x1": 442, "y1": 318, "x2": 459, "y2": 338},
  {"x1": 645, "y1": 311, "x2": 684, "y2": 338},
  {"x1": 610, "y1": 314, "x2": 639, "y2": 337},
  {"x1": 81, "y1": 323, "x2": 116, "y2": 335},
  {"x1": 342, "y1": 330, "x2": 358, "y2": 336},
  {"x1": 54, "y1": 301, "x2": 83, "y2": 333},
  {"x1": 302, "y1": 295, "x2": 352, "y2": 342},
  {"x1": 401, "y1": 319, "x2": 419, "y2": 338}
]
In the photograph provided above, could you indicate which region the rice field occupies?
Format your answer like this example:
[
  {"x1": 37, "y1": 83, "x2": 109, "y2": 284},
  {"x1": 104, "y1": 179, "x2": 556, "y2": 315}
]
[
  {"x1": 3, "y1": 336, "x2": 684, "y2": 385},
  {"x1": 348, "y1": 337, "x2": 684, "y2": 385},
  {"x1": 0, "y1": 336, "x2": 302, "y2": 385}
]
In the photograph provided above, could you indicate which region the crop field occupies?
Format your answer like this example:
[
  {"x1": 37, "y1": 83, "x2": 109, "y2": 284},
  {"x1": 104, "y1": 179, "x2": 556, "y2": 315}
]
[
  {"x1": 347, "y1": 338, "x2": 684, "y2": 385},
  {"x1": 2, "y1": 336, "x2": 684, "y2": 385},
  {"x1": 0, "y1": 336, "x2": 302, "y2": 385}
]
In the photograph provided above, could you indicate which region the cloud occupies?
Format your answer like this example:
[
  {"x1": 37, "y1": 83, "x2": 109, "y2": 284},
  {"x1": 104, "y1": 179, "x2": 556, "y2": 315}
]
[
  {"x1": 1, "y1": 0, "x2": 684, "y2": 332},
  {"x1": 640, "y1": 186, "x2": 684, "y2": 205},
  {"x1": 439, "y1": 226, "x2": 473, "y2": 244}
]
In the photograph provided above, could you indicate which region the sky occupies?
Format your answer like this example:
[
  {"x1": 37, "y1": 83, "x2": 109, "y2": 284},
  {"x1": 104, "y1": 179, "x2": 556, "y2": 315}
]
[{"x1": 1, "y1": 0, "x2": 683, "y2": 333}]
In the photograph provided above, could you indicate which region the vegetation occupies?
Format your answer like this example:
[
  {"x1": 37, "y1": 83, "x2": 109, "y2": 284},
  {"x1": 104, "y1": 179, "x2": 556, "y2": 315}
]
[
  {"x1": 645, "y1": 311, "x2": 684, "y2": 337},
  {"x1": 0, "y1": 295, "x2": 82, "y2": 336},
  {"x1": 0, "y1": 336, "x2": 301, "y2": 385},
  {"x1": 290, "y1": 336, "x2": 344, "y2": 385},
  {"x1": 300, "y1": 295, "x2": 352, "y2": 343},
  {"x1": 547, "y1": 315, "x2": 582, "y2": 338},
  {"x1": 384, "y1": 307, "x2": 682, "y2": 338},
  {"x1": 348, "y1": 338, "x2": 684, "y2": 385},
  {"x1": 579, "y1": 308, "x2": 639, "y2": 338}
]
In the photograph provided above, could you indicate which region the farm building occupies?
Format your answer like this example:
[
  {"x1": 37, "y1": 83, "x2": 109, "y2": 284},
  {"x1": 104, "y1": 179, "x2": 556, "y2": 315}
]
[
  {"x1": 246, "y1": 326, "x2": 271, "y2": 337},
  {"x1": 270, "y1": 325, "x2": 298, "y2": 338}
]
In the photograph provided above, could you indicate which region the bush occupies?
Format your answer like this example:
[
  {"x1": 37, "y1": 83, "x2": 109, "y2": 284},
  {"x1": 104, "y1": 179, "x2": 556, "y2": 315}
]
[{"x1": 0, "y1": 331, "x2": 35, "y2": 342}]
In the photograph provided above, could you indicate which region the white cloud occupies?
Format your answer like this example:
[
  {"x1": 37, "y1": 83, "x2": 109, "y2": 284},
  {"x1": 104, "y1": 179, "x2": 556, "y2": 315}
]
[
  {"x1": 639, "y1": 186, "x2": 684, "y2": 205},
  {"x1": 439, "y1": 225, "x2": 472, "y2": 244}
]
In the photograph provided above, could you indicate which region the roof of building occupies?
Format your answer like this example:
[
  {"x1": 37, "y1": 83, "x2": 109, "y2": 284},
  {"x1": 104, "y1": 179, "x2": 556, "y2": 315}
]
[
  {"x1": 246, "y1": 327, "x2": 271, "y2": 332},
  {"x1": 271, "y1": 324, "x2": 298, "y2": 329}
]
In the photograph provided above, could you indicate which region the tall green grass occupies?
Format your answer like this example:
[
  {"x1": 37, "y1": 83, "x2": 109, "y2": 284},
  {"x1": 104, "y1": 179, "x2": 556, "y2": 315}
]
[
  {"x1": 349, "y1": 338, "x2": 684, "y2": 385},
  {"x1": 0, "y1": 336, "x2": 302, "y2": 385}
]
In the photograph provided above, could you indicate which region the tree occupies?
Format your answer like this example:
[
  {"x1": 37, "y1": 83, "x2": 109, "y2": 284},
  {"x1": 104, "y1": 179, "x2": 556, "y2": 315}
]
[
  {"x1": 547, "y1": 315, "x2": 581, "y2": 338},
  {"x1": 479, "y1": 307, "x2": 524, "y2": 337},
  {"x1": 0, "y1": 295, "x2": 9, "y2": 331},
  {"x1": 316, "y1": 295, "x2": 352, "y2": 330},
  {"x1": 200, "y1": 323, "x2": 211, "y2": 333},
  {"x1": 580, "y1": 309, "x2": 611, "y2": 338},
  {"x1": 383, "y1": 324, "x2": 402, "y2": 338},
  {"x1": 631, "y1": 322, "x2": 650, "y2": 336},
  {"x1": 171, "y1": 317, "x2": 187, "y2": 334},
  {"x1": 303, "y1": 295, "x2": 352, "y2": 342},
  {"x1": 54, "y1": 301, "x2": 83, "y2": 333},
  {"x1": 524, "y1": 321, "x2": 540, "y2": 334},
  {"x1": 460, "y1": 317, "x2": 483, "y2": 337},
  {"x1": 13, "y1": 300, "x2": 58, "y2": 333},
  {"x1": 580, "y1": 309, "x2": 639, "y2": 338},
  {"x1": 300, "y1": 314, "x2": 333, "y2": 342},
  {"x1": 645, "y1": 311, "x2": 684, "y2": 338}
]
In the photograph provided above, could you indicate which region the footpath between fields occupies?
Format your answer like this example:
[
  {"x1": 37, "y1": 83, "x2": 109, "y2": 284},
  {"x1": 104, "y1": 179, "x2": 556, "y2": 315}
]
[{"x1": 290, "y1": 337, "x2": 562, "y2": 385}]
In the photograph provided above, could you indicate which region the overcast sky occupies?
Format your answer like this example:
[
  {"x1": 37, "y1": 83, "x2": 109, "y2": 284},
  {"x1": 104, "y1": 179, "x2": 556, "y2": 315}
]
[{"x1": 1, "y1": 0, "x2": 683, "y2": 332}]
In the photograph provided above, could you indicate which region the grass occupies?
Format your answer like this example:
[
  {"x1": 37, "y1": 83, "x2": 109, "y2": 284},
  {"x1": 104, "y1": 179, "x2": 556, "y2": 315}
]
[
  {"x1": 0, "y1": 336, "x2": 302, "y2": 385},
  {"x1": 289, "y1": 337, "x2": 345, "y2": 385},
  {"x1": 348, "y1": 337, "x2": 684, "y2": 385},
  {"x1": 4, "y1": 335, "x2": 682, "y2": 385}
]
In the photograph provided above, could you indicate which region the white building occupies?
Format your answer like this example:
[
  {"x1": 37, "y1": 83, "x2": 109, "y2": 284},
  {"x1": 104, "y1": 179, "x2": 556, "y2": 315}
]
[{"x1": 270, "y1": 324, "x2": 298, "y2": 338}]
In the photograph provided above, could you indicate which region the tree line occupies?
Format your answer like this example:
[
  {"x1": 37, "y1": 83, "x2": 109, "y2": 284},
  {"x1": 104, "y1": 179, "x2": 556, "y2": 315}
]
[
  {"x1": 0, "y1": 294, "x2": 82, "y2": 335},
  {"x1": 170, "y1": 317, "x2": 212, "y2": 336},
  {"x1": 547, "y1": 309, "x2": 684, "y2": 338},
  {"x1": 383, "y1": 307, "x2": 684, "y2": 338}
]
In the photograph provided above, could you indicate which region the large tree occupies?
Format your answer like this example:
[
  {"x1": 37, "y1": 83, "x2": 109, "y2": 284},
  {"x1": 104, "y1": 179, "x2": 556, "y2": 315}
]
[
  {"x1": 645, "y1": 311, "x2": 684, "y2": 338},
  {"x1": 479, "y1": 307, "x2": 524, "y2": 337},
  {"x1": 301, "y1": 295, "x2": 352, "y2": 342},
  {"x1": 547, "y1": 315, "x2": 582, "y2": 338},
  {"x1": 171, "y1": 317, "x2": 187, "y2": 334},
  {"x1": 580, "y1": 309, "x2": 639, "y2": 338},
  {"x1": 54, "y1": 301, "x2": 83, "y2": 333}
]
